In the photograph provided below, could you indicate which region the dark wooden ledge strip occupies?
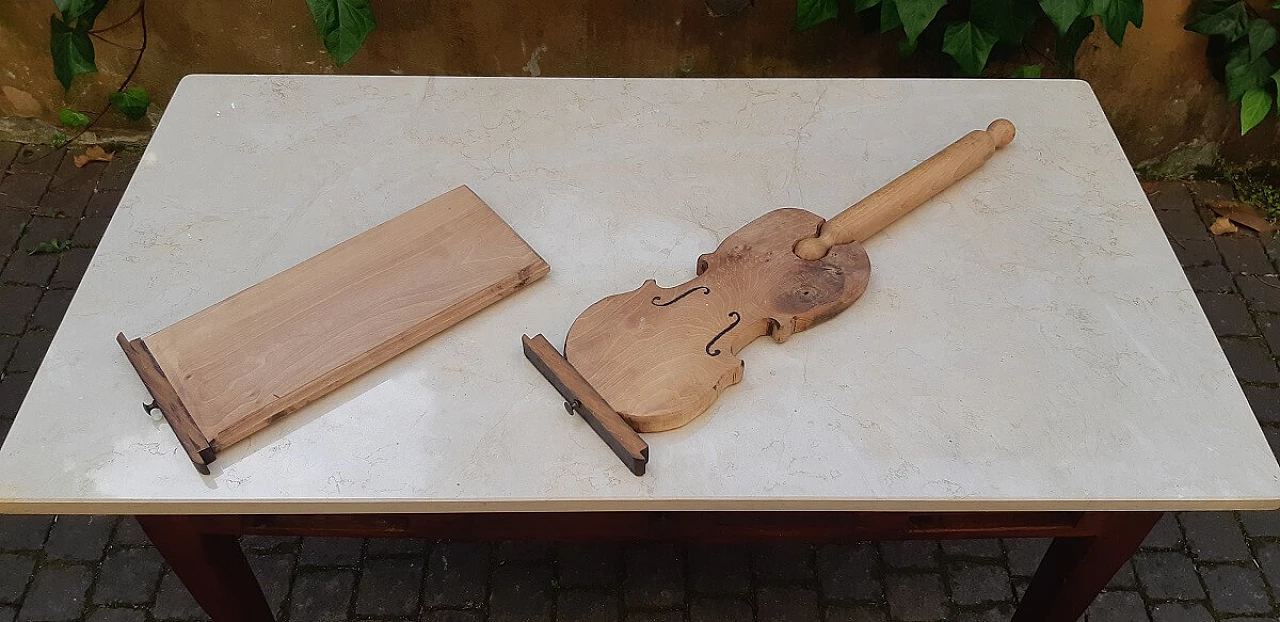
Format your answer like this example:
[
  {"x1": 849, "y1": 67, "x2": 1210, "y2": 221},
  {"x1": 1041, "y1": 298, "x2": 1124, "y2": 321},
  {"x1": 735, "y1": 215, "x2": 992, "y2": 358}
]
[{"x1": 117, "y1": 332, "x2": 215, "y2": 474}]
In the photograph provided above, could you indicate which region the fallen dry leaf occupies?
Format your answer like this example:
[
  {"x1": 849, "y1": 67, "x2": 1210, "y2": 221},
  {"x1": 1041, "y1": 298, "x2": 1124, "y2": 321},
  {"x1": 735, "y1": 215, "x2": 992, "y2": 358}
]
[
  {"x1": 73, "y1": 145, "x2": 114, "y2": 168},
  {"x1": 1210, "y1": 216, "x2": 1239, "y2": 235},
  {"x1": 1207, "y1": 200, "x2": 1276, "y2": 234}
]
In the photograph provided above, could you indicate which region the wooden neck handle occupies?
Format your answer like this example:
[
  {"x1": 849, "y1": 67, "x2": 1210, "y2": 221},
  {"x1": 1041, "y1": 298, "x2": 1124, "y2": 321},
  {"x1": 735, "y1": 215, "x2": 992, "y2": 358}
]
[{"x1": 794, "y1": 119, "x2": 1016, "y2": 260}]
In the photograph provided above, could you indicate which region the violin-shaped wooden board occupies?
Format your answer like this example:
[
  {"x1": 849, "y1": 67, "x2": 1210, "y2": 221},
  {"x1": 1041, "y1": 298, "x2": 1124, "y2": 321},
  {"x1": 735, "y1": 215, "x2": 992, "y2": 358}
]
[{"x1": 524, "y1": 120, "x2": 1016, "y2": 473}]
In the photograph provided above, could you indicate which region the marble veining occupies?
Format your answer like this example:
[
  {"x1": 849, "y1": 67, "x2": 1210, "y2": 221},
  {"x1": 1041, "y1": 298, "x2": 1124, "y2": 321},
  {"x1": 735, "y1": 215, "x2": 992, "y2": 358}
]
[{"x1": 0, "y1": 76, "x2": 1276, "y2": 514}]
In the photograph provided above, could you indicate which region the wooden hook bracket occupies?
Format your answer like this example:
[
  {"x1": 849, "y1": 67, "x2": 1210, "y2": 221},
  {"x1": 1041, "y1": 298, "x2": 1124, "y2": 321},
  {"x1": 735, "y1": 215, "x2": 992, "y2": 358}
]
[
  {"x1": 117, "y1": 333, "x2": 216, "y2": 475},
  {"x1": 522, "y1": 334, "x2": 649, "y2": 476}
]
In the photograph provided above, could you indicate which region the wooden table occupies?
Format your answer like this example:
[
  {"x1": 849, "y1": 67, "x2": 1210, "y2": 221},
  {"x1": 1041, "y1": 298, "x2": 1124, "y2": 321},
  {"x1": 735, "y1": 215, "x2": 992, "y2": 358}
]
[{"x1": 1, "y1": 76, "x2": 1277, "y2": 622}]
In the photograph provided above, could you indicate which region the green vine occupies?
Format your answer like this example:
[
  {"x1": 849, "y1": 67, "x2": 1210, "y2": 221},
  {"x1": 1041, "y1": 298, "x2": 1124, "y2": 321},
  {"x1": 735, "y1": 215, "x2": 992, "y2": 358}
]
[
  {"x1": 794, "y1": 0, "x2": 1143, "y2": 77},
  {"x1": 46, "y1": 0, "x2": 376, "y2": 145},
  {"x1": 1186, "y1": 0, "x2": 1280, "y2": 135}
]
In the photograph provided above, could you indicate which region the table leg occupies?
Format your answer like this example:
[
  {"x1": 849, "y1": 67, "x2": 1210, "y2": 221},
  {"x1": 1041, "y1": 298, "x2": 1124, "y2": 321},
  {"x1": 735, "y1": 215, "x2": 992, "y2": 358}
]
[
  {"x1": 1012, "y1": 512, "x2": 1161, "y2": 622},
  {"x1": 137, "y1": 515, "x2": 275, "y2": 622}
]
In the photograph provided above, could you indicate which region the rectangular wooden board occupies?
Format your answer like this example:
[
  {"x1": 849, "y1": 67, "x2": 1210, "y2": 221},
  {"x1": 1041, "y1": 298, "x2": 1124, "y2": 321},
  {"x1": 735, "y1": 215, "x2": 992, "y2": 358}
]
[{"x1": 120, "y1": 186, "x2": 549, "y2": 471}]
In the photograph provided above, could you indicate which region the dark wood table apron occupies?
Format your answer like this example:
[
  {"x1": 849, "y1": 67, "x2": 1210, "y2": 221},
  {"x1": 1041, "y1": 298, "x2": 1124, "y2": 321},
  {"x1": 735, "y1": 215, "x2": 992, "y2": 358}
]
[{"x1": 136, "y1": 510, "x2": 1160, "y2": 622}]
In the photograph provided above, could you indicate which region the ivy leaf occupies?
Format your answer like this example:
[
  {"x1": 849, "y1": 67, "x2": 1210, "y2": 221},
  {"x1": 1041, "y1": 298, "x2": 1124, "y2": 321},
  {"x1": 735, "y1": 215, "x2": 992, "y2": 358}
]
[
  {"x1": 58, "y1": 0, "x2": 108, "y2": 27},
  {"x1": 1185, "y1": 1, "x2": 1247, "y2": 41},
  {"x1": 942, "y1": 21, "x2": 998, "y2": 76},
  {"x1": 898, "y1": 0, "x2": 947, "y2": 45},
  {"x1": 1090, "y1": 0, "x2": 1142, "y2": 45},
  {"x1": 973, "y1": 0, "x2": 1039, "y2": 44},
  {"x1": 853, "y1": 0, "x2": 881, "y2": 11},
  {"x1": 1056, "y1": 15, "x2": 1095, "y2": 74},
  {"x1": 1272, "y1": 68, "x2": 1280, "y2": 102},
  {"x1": 304, "y1": 0, "x2": 376, "y2": 67},
  {"x1": 1039, "y1": 0, "x2": 1088, "y2": 34},
  {"x1": 49, "y1": 14, "x2": 96, "y2": 91},
  {"x1": 108, "y1": 87, "x2": 150, "y2": 120},
  {"x1": 1226, "y1": 42, "x2": 1273, "y2": 102},
  {"x1": 1247, "y1": 18, "x2": 1279, "y2": 61},
  {"x1": 880, "y1": 0, "x2": 902, "y2": 33},
  {"x1": 795, "y1": 0, "x2": 840, "y2": 30},
  {"x1": 1012, "y1": 64, "x2": 1043, "y2": 78},
  {"x1": 1241, "y1": 87, "x2": 1271, "y2": 134},
  {"x1": 58, "y1": 108, "x2": 90, "y2": 128}
]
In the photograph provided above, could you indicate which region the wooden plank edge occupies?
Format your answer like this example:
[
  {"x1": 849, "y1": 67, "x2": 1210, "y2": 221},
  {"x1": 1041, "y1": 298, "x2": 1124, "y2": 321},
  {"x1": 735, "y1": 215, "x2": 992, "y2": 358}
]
[
  {"x1": 116, "y1": 333, "x2": 216, "y2": 475},
  {"x1": 522, "y1": 334, "x2": 649, "y2": 476},
  {"x1": 210, "y1": 257, "x2": 551, "y2": 450}
]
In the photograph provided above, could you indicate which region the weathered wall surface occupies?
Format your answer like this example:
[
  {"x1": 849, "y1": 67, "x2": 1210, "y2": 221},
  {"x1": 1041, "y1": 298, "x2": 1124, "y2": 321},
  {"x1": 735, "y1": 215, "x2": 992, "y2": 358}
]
[{"x1": 0, "y1": 0, "x2": 1273, "y2": 165}]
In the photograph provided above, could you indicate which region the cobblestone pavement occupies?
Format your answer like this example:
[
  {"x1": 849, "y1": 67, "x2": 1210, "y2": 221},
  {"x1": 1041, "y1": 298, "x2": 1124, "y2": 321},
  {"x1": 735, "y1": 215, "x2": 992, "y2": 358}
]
[{"x1": 0, "y1": 141, "x2": 1278, "y2": 621}]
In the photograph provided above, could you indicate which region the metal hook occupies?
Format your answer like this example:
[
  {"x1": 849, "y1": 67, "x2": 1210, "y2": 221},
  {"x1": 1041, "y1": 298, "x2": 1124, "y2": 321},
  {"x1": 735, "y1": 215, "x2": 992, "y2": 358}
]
[
  {"x1": 142, "y1": 399, "x2": 162, "y2": 417},
  {"x1": 564, "y1": 399, "x2": 581, "y2": 417}
]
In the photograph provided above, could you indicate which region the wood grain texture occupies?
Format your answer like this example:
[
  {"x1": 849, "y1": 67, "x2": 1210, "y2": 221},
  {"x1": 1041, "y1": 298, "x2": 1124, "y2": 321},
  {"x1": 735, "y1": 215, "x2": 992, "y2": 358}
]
[
  {"x1": 522, "y1": 334, "x2": 648, "y2": 475},
  {"x1": 565, "y1": 208, "x2": 870, "y2": 432},
  {"x1": 794, "y1": 119, "x2": 1015, "y2": 260},
  {"x1": 131, "y1": 186, "x2": 549, "y2": 459}
]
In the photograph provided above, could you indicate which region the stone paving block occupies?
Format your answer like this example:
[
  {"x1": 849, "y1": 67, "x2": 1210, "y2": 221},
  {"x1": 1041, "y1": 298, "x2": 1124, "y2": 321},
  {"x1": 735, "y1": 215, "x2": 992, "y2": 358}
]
[
  {"x1": 688, "y1": 544, "x2": 748, "y2": 596},
  {"x1": 30, "y1": 289, "x2": 75, "y2": 333},
  {"x1": 7, "y1": 330, "x2": 53, "y2": 373},
  {"x1": 152, "y1": 571, "x2": 208, "y2": 621},
  {"x1": 0, "y1": 175, "x2": 50, "y2": 210},
  {"x1": 0, "y1": 554, "x2": 34, "y2": 604},
  {"x1": 1257, "y1": 541, "x2": 1280, "y2": 587},
  {"x1": 624, "y1": 543, "x2": 684, "y2": 608},
  {"x1": 752, "y1": 543, "x2": 813, "y2": 584},
  {"x1": 557, "y1": 589, "x2": 618, "y2": 622},
  {"x1": 10, "y1": 147, "x2": 61, "y2": 175},
  {"x1": 84, "y1": 190, "x2": 122, "y2": 218},
  {"x1": 1243, "y1": 386, "x2": 1280, "y2": 425},
  {"x1": 110, "y1": 518, "x2": 150, "y2": 547},
  {"x1": 1186, "y1": 180, "x2": 1236, "y2": 206},
  {"x1": 824, "y1": 605, "x2": 889, "y2": 622},
  {"x1": 817, "y1": 543, "x2": 882, "y2": 602},
  {"x1": 1201, "y1": 564, "x2": 1272, "y2": 615},
  {"x1": 0, "y1": 143, "x2": 20, "y2": 170},
  {"x1": 16, "y1": 564, "x2": 91, "y2": 622},
  {"x1": 1196, "y1": 291, "x2": 1257, "y2": 336},
  {"x1": 1084, "y1": 590, "x2": 1147, "y2": 622},
  {"x1": 1146, "y1": 181, "x2": 1196, "y2": 211},
  {"x1": 298, "y1": 537, "x2": 363, "y2": 566},
  {"x1": 1169, "y1": 238, "x2": 1221, "y2": 267},
  {"x1": 1220, "y1": 338, "x2": 1280, "y2": 384},
  {"x1": 364, "y1": 537, "x2": 427, "y2": 557},
  {"x1": 1106, "y1": 560, "x2": 1137, "y2": 589},
  {"x1": 624, "y1": 612, "x2": 682, "y2": 622},
  {"x1": 1150, "y1": 602, "x2": 1217, "y2": 622},
  {"x1": 98, "y1": 152, "x2": 141, "y2": 192},
  {"x1": 0, "y1": 607, "x2": 11, "y2": 622},
  {"x1": 880, "y1": 541, "x2": 939, "y2": 570},
  {"x1": 1218, "y1": 236, "x2": 1275, "y2": 275},
  {"x1": 940, "y1": 539, "x2": 1003, "y2": 559},
  {"x1": 1179, "y1": 512, "x2": 1252, "y2": 562},
  {"x1": 423, "y1": 542, "x2": 488, "y2": 608},
  {"x1": 37, "y1": 188, "x2": 91, "y2": 220},
  {"x1": 1156, "y1": 207, "x2": 1210, "y2": 241},
  {"x1": 85, "y1": 609, "x2": 146, "y2": 622},
  {"x1": 247, "y1": 553, "x2": 294, "y2": 618},
  {"x1": 1238, "y1": 507, "x2": 1280, "y2": 538},
  {"x1": 1003, "y1": 538, "x2": 1049, "y2": 578},
  {"x1": 884, "y1": 573, "x2": 946, "y2": 622},
  {"x1": 1238, "y1": 275, "x2": 1280, "y2": 312},
  {"x1": 1142, "y1": 514, "x2": 1184, "y2": 550},
  {"x1": 1261, "y1": 314, "x2": 1280, "y2": 354},
  {"x1": 355, "y1": 557, "x2": 423, "y2": 617},
  {"x1": 421, "y1": 611, "x2": 484, "y2": 622},
  {"x1": 756, "y1": 586, "x2": 818, "y2": 622},
  {"x1": 946, "y1": 562, "x2": 1011, "y2": 605},
  {"x1": 288, "y1": 569, "x2": 355, "y2": 622},
  {"x1": 239, "y1": 535, "x2": 299, "y2": 552},
  {"x1": 690, "y1": 597, "x2": 752, "y2": 622},
  {"x1": 0, "y1": 252, "x2": 57, "y2": 286},
  {"x1": 0, "y1": 209, "x2": 28, "y2": 256},
  {"x1": 0, "y1": 417, "x2": 11, "y2": 446},
  {"x1": 44, "y1": 515, "x2": 115, "y2": 561},
  {"x1": 496, "y1": 541, "x2": 551, "y2": 563},
  {"x1": 953, "y1": 605, "x2": 1017, "y2": 622},
  {"x1": 0, "y1": 373, "x2": 34, "y2": 419},
  {"x1": 1133, "y1": 551, "x2": 1206, "y2": 599},
  {"x1": 489, "y1": 564, "x2": 552, "y2": 622},
  {"x1": 0, "y1": 515, "x2": 52, "y2": 550},
  {"x1": 93, "y1": 547, "x2": 164, "y2": 605},
  {"x1": 50, "y1": 247, "x2": 96, "y2": 288},
  {"x1": 50, "y1": 152, "x2": 107, "y2": 193},
  {"x1": 0, "y1": 286, "x2": 40, "y2": 335},
  {"x1": 15, "y1": 217, "x2": 74, "y2": 255},
  {"x1": 70, "y1": 217, "x2": 111, "y2": 249},
  {"x1": 558, "y1": 542, "x2": 621, "y2": 589}
]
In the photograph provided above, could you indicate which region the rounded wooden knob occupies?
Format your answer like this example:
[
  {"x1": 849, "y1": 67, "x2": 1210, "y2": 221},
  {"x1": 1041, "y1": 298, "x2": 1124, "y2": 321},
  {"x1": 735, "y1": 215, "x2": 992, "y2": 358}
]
[
  {"x1": 987, "y1": 119, "x2": 1015, "y2": 148},
  {"x1": 794, "y1": 236, "x2": 828, "y2": 261}
]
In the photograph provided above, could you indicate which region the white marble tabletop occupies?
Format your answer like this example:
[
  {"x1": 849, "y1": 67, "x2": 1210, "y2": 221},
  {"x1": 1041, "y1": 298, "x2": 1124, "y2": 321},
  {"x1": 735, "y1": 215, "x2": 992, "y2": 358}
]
[{"x1": 1, "y1": 76, "x2": 1277, "y2": 514}]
